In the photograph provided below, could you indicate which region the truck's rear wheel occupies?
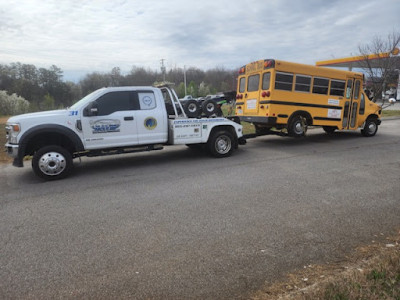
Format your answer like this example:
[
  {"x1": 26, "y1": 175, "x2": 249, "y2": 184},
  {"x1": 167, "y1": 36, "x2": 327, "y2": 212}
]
[
  {"x1": 32, "y1": 145, "x2": 73, "y2": 180},
  {"x1": 207, "y1": 130, "x2": 234, "y2": 158}
]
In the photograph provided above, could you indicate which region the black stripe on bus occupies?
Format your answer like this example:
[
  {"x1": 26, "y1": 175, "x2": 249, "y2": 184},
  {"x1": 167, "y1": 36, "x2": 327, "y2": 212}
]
[
  {"x1": 277, "y1": 114, "x2": 288, "y2": 118},
  {"x1": 314, "y1": 117, "x2": 341, "y2": 121},
  {"x1": 262, "y1": 100, "x2": 342, "y2": 110},
  {"x1": 236, "y1": 102, "x2": 244, "y2": 105}
]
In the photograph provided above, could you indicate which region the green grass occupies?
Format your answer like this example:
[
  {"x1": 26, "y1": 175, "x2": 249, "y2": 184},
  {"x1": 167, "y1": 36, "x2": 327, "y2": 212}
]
[{"x1": 382, "y1": 110, "x2": 400, "y2": 117}]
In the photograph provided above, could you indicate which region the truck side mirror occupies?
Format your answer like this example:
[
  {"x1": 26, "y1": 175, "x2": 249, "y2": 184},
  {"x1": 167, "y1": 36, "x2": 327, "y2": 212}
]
[{"x1": 84, "y1": 102, "x2": 99, "y2": 116}]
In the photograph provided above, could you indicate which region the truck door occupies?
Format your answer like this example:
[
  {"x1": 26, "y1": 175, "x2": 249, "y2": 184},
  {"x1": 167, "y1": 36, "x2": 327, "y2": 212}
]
[
  {"x1": 81, "y1": 91, "x2": 139, "y2": 149},
  {"x1": 244, "y1": 73, "x2": 260, "y2": 115},
  {"x1": 134, "y1": 90, "x2": 168, "y2": 144}
]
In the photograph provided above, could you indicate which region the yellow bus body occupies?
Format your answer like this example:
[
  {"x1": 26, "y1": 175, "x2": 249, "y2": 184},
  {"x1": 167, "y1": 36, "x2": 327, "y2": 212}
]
[{"x1": 235, "y1": 59, "x2": 382, "y2": 137}]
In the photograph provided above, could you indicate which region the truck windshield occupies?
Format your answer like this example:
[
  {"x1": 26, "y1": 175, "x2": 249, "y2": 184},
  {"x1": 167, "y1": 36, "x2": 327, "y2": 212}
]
[{"x1": 69, "y1": 89, "x2": 105, "y2": 110}]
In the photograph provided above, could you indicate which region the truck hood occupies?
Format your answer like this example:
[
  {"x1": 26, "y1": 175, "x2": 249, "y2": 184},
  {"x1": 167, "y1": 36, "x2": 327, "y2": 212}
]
[{"x1": 7, "y1": 109, "x2": 69, "y2": 123}]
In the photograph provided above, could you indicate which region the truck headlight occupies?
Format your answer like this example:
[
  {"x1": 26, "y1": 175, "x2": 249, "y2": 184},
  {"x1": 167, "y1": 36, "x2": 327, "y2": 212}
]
[{"x1": 5, "y1": 123, "x2": 21, "y2": 144}]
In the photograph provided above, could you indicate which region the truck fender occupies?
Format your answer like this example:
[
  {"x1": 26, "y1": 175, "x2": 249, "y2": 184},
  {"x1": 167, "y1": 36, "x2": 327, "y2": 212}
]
[{"x1": 14, "y1": 124, "x2": 85, "y2": 167}]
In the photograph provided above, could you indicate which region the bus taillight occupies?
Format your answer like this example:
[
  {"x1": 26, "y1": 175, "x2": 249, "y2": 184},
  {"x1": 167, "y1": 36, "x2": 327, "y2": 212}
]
[{"x1": 261, "y1": 91, "x2": 270, "y2": 97}]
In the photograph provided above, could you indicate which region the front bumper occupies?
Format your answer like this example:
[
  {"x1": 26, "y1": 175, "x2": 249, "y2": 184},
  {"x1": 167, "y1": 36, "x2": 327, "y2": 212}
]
[
  {"x1": 5, "y1": 143, "x2": 19, "y2": 158},
  {"x1": 5, "y1": 143, "x2": 23, "y2": 167}
]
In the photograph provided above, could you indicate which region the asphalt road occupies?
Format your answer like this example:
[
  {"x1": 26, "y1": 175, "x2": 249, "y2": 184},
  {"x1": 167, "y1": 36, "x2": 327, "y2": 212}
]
[{"x1": 1, "y1": 119, "x2": 400, "y2": 299}]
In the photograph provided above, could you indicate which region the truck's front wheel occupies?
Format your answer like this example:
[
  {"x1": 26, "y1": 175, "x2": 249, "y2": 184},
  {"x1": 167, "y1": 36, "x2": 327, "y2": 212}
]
[
  {"x1": 207, "y1": 130, "x2": 234, "y2": 158},
  {"x1": 32, "y1": 145, "x2": 73, "y2": 180}
]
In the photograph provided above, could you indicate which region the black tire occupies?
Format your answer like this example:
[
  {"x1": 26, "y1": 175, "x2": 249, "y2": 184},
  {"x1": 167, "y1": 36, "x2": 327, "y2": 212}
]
[
  {"x1": 288, "y1": 115, "x2": 307, "y2": 137},
  {"x1": 184, "y1": 100, "x2": 200, "y2": 118},
  {"x1": 361, "y1": 118, "x2": 378, "y2": 137},
  {"x1": 32, "y1": 145, "x2": 73, "y2": 180},
  {"x1": 202, "y1": 99, "x2": 218, "y2": 117},
  {"x1": 207, "y1": 130, "x2": 234, "y2": 158},
  {"x1": 322, "y1": 126, "x2": 337, "y2": 134}
]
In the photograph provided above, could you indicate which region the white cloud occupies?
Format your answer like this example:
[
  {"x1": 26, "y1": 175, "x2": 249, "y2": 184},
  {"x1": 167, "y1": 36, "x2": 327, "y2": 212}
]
[{"x1": 1, "y1": 0, "x2": 399, "y2": 81}]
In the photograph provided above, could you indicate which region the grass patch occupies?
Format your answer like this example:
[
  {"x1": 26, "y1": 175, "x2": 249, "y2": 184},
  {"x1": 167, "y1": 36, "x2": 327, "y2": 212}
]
[
  {"x1": 251, "y1": 231, "x2": 400, "y2": 300},
  {"x1": 382, "y1": 110, "x2": 400, "y2": 117}
]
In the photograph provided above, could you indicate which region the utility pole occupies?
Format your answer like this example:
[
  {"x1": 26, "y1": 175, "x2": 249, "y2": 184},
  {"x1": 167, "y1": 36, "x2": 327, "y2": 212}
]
[
  {"x1": 160, "y1": 59, "x2": 166, "y2": 81},
  {"x1": 184, "y1": 65, "x2": 187, "y2": 96}
]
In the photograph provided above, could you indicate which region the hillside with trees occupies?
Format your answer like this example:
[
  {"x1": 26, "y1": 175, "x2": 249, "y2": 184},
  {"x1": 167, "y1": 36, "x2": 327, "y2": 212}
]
[{"x1": 0, "y1": 63, "x2": 237, "y2": 114}]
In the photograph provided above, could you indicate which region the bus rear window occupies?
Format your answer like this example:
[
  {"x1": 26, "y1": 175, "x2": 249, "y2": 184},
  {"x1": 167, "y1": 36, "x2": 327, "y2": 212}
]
[
  {"x1": 275, "y1": 72, "x2": 293, "y2": 91},
  {"x1": 239, "y1": 77, "x2": 246, "y2": 93},
  {"x1": 247, "y1": 74, "x2": 260, "y2": 92}
]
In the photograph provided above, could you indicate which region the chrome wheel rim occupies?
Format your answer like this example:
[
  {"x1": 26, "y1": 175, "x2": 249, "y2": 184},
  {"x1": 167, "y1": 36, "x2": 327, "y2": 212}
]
[
  {"x1": 367, "y1": 122, "x2": 377, "y2": 134},
  {"x1": 188, "y1": 103, "x2": 197, "y2": 112},
  {"x1": 206, "y1": 103, "x2": 215, "y2": 112},
  {"x1": 38, "y1": 152, "x2": 66, "y2": 176},
  {"x1": 215, "y1": 136, "x2": 231, "y2": 154},
  {"x1": 294, "y1": 121, "x2": 304, "y2": 134}
]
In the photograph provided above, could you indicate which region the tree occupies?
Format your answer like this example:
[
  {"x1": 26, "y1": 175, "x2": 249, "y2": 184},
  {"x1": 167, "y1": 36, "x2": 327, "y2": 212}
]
[
  {"x1": 187, "y1": 81, "x2": 198, "y2": 97},
  {"x1": 358, "y1": 31, "x2": 400, "y2": 102},
  {"x1": 0, "y1": 90, "x2": 30, "y2": 115}
]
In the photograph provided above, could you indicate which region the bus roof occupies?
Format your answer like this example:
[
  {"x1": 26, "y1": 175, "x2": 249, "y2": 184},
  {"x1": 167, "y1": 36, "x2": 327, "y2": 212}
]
[{"x1": 242, "y1": 59, "x2": 364, "y2": 79}]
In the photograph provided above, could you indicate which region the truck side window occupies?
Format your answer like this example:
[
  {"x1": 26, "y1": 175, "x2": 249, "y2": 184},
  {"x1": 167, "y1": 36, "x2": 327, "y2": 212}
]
[
  {"x1": 138, "y1": 92, "x2": 156, "y2": 110},
  {"x1": 94, "y1": 91, "x2": 136, "y2": 116}
]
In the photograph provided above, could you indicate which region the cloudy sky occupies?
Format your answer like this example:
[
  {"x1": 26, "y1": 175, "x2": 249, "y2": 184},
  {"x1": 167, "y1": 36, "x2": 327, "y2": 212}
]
[{"x1": 1, "y1": 0, "x2": 399, "y2": 81}]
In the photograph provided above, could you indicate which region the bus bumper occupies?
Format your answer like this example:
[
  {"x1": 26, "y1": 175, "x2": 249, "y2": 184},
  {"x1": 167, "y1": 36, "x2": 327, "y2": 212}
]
[{"x1": 239, "y1": 116, "x2": 277, "y2": 125}]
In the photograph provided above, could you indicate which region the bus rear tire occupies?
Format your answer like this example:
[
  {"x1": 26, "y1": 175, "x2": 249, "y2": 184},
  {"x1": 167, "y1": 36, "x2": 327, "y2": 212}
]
[{"x1": 288, "y1": 115, "x2": 307, "y2": 137}]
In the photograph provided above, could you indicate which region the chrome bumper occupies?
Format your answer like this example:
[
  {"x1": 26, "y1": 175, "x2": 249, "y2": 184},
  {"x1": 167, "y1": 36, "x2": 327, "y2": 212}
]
[{"x1": 5, "y1": 143, "x2": 19, "y2": 158}]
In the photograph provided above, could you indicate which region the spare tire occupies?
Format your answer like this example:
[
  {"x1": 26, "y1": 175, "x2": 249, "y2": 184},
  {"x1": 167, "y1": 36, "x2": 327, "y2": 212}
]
[
  {"x1": 184, "y1": 100, "x2": 200, "y2": 118},
  {"x1": 202, "y1": 99, "x2": 218, "y2": 117}
]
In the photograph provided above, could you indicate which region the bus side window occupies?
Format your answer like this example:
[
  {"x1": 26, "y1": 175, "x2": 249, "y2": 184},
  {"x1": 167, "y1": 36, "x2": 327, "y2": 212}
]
[
  {"x1": 275, "y1": 72, "x2": 293, "y2": 91},
  {"x1": 346, "y1": 79, "x2": 353, "y2": 99},
  {"x1": 295, "y1": 75, "x2": 311, "y2": 92},
  {"x1": 262, "y1": 72, "x2": 271, "y2": 90},
  {"x1": 312, "y1": 77, "x2": 329, "y2": 95},
  {"x1": 343, "y1": 101, "x2": 350, "y2": 128},
  {"x1": 330, "y1": 80, "x2": 345, "y2": 96},
  {"x1": 354, "y1": 80, "x2": 360, "y2": 100},
  {"x1": 239, "y1": 77, "x2": 246, "y2": 93},
  {"x1": 359, "y1": 93, "x2": 365, "y2": 115}
]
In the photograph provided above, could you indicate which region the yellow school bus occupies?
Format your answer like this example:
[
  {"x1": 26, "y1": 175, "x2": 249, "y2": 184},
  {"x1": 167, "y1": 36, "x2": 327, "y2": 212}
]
[{"x1": 235, "y1": 59, "x2": 382, "y2": 137}]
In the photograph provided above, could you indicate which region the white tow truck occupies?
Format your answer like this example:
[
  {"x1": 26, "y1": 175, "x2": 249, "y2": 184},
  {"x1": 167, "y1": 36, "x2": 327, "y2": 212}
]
[{"x1": 5, "y1": 85, "x2": 245, "y2": 180}]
